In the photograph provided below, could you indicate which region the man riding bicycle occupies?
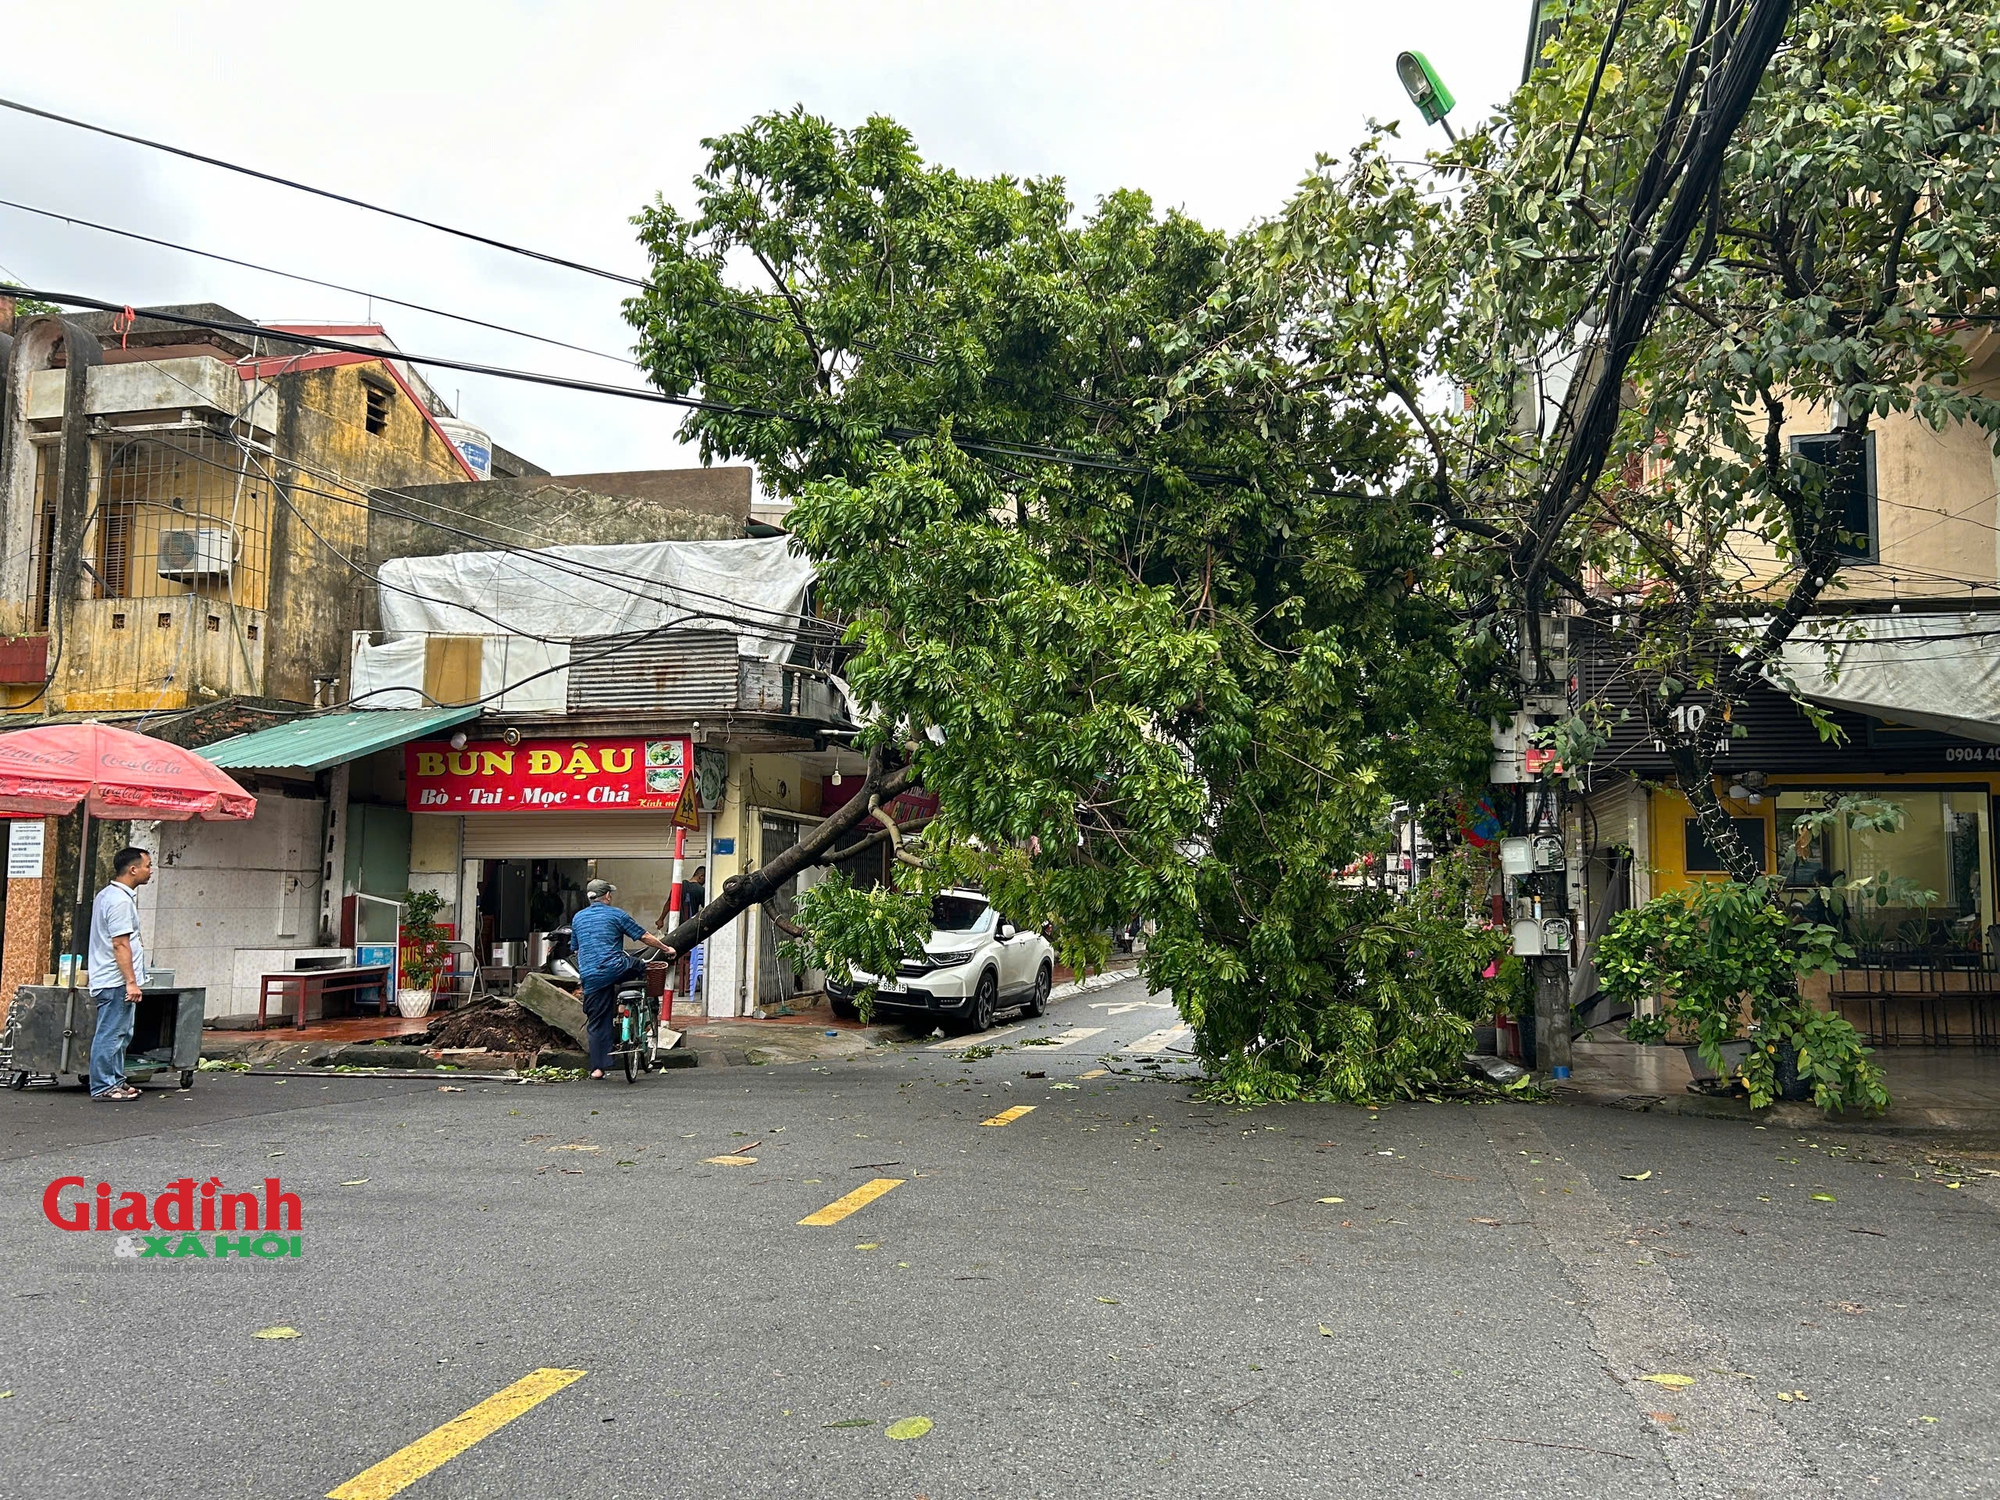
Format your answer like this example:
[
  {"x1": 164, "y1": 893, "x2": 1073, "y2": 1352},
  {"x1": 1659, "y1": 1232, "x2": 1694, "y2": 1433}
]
[{"x1": 571, "y1": 879, "x2": 676, "y2": 1079}]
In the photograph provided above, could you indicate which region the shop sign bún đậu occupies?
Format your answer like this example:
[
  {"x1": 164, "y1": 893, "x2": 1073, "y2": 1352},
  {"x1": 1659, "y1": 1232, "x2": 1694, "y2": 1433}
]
[{"x1": 405, "y1": 736, "x2": 697, "y2": 819}]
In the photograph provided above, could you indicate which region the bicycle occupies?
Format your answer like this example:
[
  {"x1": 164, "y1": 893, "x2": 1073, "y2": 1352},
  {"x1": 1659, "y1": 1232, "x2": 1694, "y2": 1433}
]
[
  {"x1": 610, "y1": 942, "x2": 675, "y2": 1084},
  {"x1": 612, "y1": 982, "x2": 658, "y2": 1084}
]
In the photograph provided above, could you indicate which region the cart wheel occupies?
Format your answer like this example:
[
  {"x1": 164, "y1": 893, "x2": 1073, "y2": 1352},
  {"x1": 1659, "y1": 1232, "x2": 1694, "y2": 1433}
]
[
  {"x1": 179, "y1": 1069, "x2": 195, "y2": 1090},
  {"x1": 7, "y1": 1071, "x2": 26, "y2": 1090}
]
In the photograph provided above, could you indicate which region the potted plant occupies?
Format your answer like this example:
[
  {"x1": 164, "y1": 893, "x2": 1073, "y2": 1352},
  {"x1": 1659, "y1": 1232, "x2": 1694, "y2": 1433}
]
[
  {"x1": 1596, "y1": 875, "x2": 1886, "y2": 1112},
  {"x1": 396, "y1": 888, "x2": 451, "y2": 1019}
]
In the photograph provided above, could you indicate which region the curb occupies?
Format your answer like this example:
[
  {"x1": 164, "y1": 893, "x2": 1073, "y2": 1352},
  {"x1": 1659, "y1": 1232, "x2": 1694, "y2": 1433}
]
[
  {"x1": 1048, "y1": 967, "x2": 1144, "y2": 1003},
  {"x1": 227, "y1": 1068, "x2": 532, "y2": 1082},
  {"x1": 1555, "y1": 1083, "x2": 2000, "y2": 1139}
]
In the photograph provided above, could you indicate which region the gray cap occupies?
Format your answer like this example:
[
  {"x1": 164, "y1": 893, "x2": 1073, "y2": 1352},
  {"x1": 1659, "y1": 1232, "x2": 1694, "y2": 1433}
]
[{"x1": 585, "y1": 878, "x2": 616, "y2": 899}]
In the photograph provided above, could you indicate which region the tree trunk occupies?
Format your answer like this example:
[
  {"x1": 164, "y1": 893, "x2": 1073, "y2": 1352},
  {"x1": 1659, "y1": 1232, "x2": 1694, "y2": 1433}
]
[
  {"x1": 1667, "y1": 740, "x2": 1764, "y2": 886},
  {"x1": 661, "y1": 757, "x2": 916, "y2": 955}
]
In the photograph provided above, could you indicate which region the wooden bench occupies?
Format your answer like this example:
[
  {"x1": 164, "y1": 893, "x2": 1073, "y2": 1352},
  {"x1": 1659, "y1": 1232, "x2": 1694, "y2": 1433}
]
[
  {"x1": 256, "y1": 965, "x2": 394, "y2": 1030},
  {"x1": 1829, "y1": 953, "x2": 2000, "y2": 1047}
]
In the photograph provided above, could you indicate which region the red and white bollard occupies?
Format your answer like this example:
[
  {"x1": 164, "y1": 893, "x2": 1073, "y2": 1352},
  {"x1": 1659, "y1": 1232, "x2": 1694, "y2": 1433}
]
[{"x1": 658, "y1": 827, "x2": 685, "y2": 1042}]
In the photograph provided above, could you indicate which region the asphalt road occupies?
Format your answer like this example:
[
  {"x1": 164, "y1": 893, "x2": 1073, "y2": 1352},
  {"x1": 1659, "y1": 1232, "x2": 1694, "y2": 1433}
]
[{"x1": 2, "y1": 976, "x2": 1996, "y2": 1499}]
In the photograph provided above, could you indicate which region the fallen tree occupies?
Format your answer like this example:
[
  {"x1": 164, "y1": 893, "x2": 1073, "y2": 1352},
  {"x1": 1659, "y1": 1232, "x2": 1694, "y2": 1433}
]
[
  {"x1": 648, "y1": 744, "x2": 917, "y2": 958},
  {"x1": 622, "y1": 111, "x2": 1503, "y2": 1098}
]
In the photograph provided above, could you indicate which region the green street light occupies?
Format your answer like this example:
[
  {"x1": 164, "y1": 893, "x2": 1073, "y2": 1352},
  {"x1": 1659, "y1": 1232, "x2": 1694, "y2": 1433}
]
[{"x1": 1396, "y1": 50, "x2": 1458, "y2": 141}]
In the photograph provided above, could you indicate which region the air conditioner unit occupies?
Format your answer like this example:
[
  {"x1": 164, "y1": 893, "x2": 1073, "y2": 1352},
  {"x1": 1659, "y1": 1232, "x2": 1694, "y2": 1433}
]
[{"x1": 156, "y1": 527, "x2": 233, "y2": 580}]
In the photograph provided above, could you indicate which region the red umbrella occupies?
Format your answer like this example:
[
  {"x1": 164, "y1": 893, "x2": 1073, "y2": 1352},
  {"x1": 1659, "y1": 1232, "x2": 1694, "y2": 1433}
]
[
  {"x1": 0, "y1": 723, "x2": 255, "y2": 996},
  {"x1": 0, "y1": 722, "x2": 257, "y2": 821}
]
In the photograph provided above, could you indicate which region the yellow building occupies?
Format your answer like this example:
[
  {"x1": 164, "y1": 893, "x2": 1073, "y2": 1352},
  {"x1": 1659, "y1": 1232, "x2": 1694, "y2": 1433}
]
[
  {"x1": 1571, "y1": 332, "x2": 2000, "y2": 1045},
  {"x1": 0, "y1": 304, "x2": 498, "y2": 715},
  {"x1": 0, "y1": 302, "x2": 536, "y2": 1007}
]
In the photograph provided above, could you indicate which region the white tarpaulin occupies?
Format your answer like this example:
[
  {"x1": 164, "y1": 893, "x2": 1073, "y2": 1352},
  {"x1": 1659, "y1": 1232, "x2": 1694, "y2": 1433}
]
[
  {"x1": 376, "y1": 536, "x2": 815, "y2": 662},
  {"x1": 348, "y1": 633, "x2": 428, "y2": 709},
  {"x1": 1774, "y1": 612, "x2": 2000, "y2": 744},
  {"x1": 349, "y1": 633, "x2": 570, "y2": 714}
]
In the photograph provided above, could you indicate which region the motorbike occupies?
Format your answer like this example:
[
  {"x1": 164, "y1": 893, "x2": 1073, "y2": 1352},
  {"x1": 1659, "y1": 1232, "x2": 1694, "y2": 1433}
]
[{"x1": 540, "y1": 925, "x2": 580, "y2": 982}]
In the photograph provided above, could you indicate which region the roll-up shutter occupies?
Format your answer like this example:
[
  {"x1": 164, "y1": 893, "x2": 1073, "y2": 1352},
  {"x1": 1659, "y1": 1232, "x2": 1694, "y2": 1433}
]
[{"x1": 460, "y1": 812, "x2": 691, "y2": 860}]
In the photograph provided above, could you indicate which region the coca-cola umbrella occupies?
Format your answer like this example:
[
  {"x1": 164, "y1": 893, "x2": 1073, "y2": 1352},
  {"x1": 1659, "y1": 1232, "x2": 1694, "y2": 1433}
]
[{"x1": 0, "y1": 722, "x2": 256, "y2": 987}]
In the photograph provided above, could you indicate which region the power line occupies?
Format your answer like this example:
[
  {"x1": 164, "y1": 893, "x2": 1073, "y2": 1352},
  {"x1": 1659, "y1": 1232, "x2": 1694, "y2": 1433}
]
[
  {"x1": 151, "y1": 425, "x2": 834, "y2": 646},
  {"x1": 131, "y1": 347, "x2": 842, "y2": 639},
  {"x1": 0, "y1": 95, "x2": 1128, "y2": 416},
  {"x1": 0, "y1": 94, "x2": 651, "y2": 289},
  {"x1": 0, "y1": 196, "x2": 639, "y2": 368},
  {"x1": 1559, "y1": 0, "x2": 1635, "y2": 182},
  {"x1": 12, "y1": 285, "x2": 1219, "y2": 485},
  {"x1": 74, "y1": 327, "x2": 828, "y2": 644}
]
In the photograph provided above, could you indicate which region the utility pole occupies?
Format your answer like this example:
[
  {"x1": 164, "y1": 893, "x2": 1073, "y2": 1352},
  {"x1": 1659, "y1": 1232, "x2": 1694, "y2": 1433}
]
[{"x1": 1493, "y1": 610, "x2": 1576, "y2": 1077}]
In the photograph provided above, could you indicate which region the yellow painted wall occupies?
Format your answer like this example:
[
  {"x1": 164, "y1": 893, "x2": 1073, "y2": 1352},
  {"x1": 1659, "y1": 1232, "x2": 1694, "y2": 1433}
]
[
  {"x1": 259, "y1": 363, "x2": 469, "y2": 708},
  {"x1": 1646, "y1": 787, "x2": 1775, "y2": 896},
  {"x1": 1714, "y1": 339, "x2": 2000, "y2": 604},
  {"x1": 1647, "y1": 772, "x2": 2000, "y2": 896},
  {"x1": 45, "y1": 360, "x2": 470, "y2": 714}
]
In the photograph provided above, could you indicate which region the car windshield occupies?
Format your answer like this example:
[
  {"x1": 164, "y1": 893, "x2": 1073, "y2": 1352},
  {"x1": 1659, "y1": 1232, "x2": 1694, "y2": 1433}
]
[{"x1": 931, "y1": 894, "x2": 993, "y2": 934}]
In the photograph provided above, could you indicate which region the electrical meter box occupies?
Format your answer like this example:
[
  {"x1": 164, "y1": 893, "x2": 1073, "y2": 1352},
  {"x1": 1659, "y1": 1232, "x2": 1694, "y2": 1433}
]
[
  {"x1": 1499, "y1": 837, "x2": 1533, "y2": 877},
  {"x1": 1531, "y1": 834, "x2": 1567, "y2": 871},
  {"x1": 1511, "y1": 917, "x2": 1546, "y2": 956}
]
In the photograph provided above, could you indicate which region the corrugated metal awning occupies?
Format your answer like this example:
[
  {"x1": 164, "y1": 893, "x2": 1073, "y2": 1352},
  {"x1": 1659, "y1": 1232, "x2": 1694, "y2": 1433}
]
[
  {"x1": 199, "y1": 706, "x2": 480, "y2": 772},
  {"x1": 566, "y1": 630, "x2": 740, "y2": 715}
]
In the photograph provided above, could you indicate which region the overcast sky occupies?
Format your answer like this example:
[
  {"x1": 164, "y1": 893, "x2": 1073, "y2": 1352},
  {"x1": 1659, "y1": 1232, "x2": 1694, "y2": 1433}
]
[{"x1": 5, "y1": 2, "x2": 1529, "y2": 479}]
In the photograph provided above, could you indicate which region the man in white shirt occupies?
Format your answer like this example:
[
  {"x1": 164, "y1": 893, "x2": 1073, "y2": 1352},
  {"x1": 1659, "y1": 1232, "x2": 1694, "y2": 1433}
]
[{"x1": 87, "y1": 846, "x2": 152, "y2": 1101}]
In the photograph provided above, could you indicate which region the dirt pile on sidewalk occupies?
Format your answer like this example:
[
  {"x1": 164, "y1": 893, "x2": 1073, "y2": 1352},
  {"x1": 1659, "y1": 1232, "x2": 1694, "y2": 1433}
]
[{"x1": 424, "y1": 1000, "x2": 573, "y2": 1053}]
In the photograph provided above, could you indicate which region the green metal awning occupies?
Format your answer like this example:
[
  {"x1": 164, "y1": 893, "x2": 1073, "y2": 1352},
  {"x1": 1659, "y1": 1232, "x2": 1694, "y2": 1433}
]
[{"x1": 199, "y1": 706, "x2": 479, "y2": 773}]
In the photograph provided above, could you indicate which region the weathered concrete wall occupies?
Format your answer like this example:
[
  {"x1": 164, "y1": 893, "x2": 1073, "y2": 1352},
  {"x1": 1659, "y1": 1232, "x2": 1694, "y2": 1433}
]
[
  {"x1": 137, "y1": 791, "x2": 324, "y2": 1019},
  {"x1": 364, "y1": 466, "x2": 755, "y2": 570},
  {"x1": 0, "y1": 818, "x2": 55, "y2": 1012},
  {"x1": 25, "y1": 358, "x2": 243, "y2": 423},
  {"x1": 262, "y1": 364, "x2": 471, "y2": 706},
  {"x1": 55, "y1": 597, "x2": 269, "y2": 715}
]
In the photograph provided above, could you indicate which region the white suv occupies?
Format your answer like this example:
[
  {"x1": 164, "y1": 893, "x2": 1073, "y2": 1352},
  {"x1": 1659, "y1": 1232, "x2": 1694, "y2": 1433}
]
[{"x1": 827, "y1": 888, "x2": 1056, "y2": 1031}]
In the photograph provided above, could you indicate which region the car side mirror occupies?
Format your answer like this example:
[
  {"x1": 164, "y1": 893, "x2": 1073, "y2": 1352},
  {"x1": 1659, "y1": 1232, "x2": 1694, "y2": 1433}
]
[{"x1": 999, "y1": 923, "x2": 1017, "y2": 940}]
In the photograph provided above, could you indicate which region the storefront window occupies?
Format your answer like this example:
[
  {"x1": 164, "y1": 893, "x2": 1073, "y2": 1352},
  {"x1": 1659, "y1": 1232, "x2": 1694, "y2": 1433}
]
[{"x1": 1776, "y1": 789, "x2": 1993, "y2": 954}]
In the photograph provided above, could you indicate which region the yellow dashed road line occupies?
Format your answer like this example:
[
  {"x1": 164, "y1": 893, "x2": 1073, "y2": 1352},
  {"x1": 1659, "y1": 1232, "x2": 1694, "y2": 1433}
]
[
  {"x1": 327, "y1": 1367, "x2": 586, "y2": 1499},
  {"x1": 980, "y1": 1105, "x2": 1036, "y2": 1127},
  {"x1": 799, "y1": 1177, "x2": 905, "y2": 1226}
]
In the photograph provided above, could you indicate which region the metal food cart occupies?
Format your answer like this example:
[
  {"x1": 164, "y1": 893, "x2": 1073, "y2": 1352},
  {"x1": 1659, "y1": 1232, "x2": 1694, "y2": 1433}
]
[{"x1": 4, "y1": 981, "x2": 207, "y2": 1091}]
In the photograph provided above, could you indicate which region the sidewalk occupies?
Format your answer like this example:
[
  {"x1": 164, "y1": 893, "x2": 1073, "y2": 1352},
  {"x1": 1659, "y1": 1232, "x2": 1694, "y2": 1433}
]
[
  {"x1": 192, "y1": 957, "x2": 1152, "y2": 1075},
  {"x1": 1555, "y1": 1035, "x2": 2000, "y2": 1138}
]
